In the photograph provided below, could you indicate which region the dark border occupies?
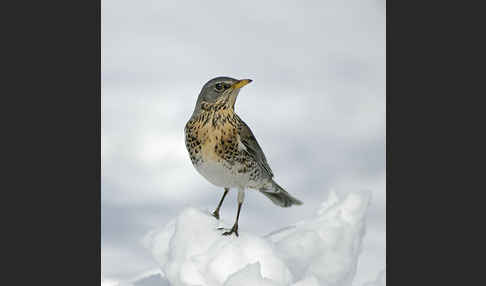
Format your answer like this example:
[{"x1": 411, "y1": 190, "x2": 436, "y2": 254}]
[{"x1": 2, "y1": 1, "x2": 101, "y2": 284}]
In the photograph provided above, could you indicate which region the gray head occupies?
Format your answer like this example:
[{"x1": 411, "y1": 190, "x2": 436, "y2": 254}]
[{"x1": 192, "y1": 76, "x2": 252, "y2": 115}]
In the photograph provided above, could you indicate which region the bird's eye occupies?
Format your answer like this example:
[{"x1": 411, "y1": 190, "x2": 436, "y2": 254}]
[{"x1": 215, "y1": 83, "x2": 224, "y2": 91}]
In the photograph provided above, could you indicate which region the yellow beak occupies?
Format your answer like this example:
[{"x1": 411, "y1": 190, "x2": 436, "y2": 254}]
[{"x1": 232, "y1": 79, "x2": 253, "y2": 89}]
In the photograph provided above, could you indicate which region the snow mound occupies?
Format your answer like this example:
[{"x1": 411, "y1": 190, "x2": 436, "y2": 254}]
[
  {"x1": 143, "y1": 190, "x2": 370, "y2": 286},
  {"x1": 362, "y1": 269, "x2": 386, "y2": 286}
]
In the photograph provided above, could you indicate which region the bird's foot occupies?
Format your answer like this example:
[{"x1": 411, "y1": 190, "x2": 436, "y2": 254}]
[
  {"x1": 211, "y1": 210, "x2": 220, "y2": 220},
  {"x1": 219, "y1": 224, "x2": 239, "y2": 237}
]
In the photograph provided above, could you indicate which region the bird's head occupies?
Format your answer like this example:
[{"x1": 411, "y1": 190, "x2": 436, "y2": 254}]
[{"x1": 193, "y1": 76, "x2": 252, "y2": 115}]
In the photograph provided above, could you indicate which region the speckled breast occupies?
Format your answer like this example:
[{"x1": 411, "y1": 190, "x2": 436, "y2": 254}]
[{"x1": 185, "y1": 110, "x2": 260, "y2": 188}]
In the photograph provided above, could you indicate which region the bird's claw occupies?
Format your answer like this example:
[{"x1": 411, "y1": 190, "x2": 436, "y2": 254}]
[
  {"x1": 211, "y1": 210, "x2": 220, "y2": 220},
  {"x1": 220, "y1": 225, "x2": 239, "y2": 237}
]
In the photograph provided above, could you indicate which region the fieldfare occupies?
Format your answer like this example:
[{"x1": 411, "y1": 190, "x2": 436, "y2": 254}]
[{"x1": 184, "y1": 77, "x2": 302, "y2": 236}]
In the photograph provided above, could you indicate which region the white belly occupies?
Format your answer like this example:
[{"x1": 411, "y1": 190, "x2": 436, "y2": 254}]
[{"x1": 195, "y1": 160, "x2": 251, "y2": 189}]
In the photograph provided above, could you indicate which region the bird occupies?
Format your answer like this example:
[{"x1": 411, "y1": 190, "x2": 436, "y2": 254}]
[{"x1": 184, "y1": 76, "x2": 302, "y2": 237}]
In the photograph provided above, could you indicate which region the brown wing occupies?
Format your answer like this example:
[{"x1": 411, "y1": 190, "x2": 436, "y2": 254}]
[{"x1": 236, "y1": 115, "x2": 274, "y2": 178}]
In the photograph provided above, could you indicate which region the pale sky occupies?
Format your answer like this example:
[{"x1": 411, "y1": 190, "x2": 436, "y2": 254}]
[{"x1": 102, "y1": 0, "x2": 385, "y2": 284}]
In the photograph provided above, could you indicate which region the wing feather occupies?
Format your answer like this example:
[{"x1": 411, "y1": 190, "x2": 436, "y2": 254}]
[{"x1": 236, "y1": 115, "x2": 274, "y2": 178}]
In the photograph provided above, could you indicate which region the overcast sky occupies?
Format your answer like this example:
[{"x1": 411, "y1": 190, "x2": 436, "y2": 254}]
[{"x1": 102, "y1": 0, "x2": 385, "y2": 285}]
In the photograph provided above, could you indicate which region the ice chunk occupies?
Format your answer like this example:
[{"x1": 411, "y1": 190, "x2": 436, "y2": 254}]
[
  {"x1": 269, "y1": 190, "x2": 370, "y2": 286},
  {"x1": 143, "y1": 190, "x2": 371, "y2": 286},
  {"x1": 143, "y1": 207, "x2": 292, "y2": 286}
]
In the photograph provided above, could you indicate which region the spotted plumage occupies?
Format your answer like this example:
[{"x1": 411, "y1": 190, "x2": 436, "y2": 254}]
[{"x1": 185, "y1": 76, "x2": 302, "y2": 236}]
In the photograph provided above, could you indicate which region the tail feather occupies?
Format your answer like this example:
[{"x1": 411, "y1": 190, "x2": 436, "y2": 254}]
[{"x1": 259, "y1": 181, "x2": 303, "y2": 207}]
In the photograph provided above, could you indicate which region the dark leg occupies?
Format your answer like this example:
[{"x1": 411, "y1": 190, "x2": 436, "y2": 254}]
[
  {"x1": 212, "y1": 188, "x2": 229, "y2": 220},
  {"x1": 222, "y1": 189, "x2": 244, "y2": 237},
  {"x1": 222, "y1": 201, "x2": 242, "y2": 236}
]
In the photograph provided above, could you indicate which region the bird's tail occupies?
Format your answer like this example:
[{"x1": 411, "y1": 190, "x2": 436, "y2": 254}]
[{"x1": 259, "y1": 180, "x2": 303, "y2": 208}]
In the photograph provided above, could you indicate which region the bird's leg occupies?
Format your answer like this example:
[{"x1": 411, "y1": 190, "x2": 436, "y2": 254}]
[
  {"x1": 212, "y1": 188, "x2": 229, "y2": 220},
  {"x1": 223, "y1": 189, "x2": 244, "y2": 237}
]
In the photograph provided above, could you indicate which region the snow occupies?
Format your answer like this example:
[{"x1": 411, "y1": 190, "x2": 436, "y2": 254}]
[
  {"x1": 224, "y1": 263, "x2": 281, "y2": 286},
  {"x1": 133, "y1": 274, "x2": 170, "y2": 286},
  {"x1": 142, "y1": 190, "x2": 371, "y2": 286},
  {"x1": 362, "y1": 269, "x2": 386, "y2": 286}
]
